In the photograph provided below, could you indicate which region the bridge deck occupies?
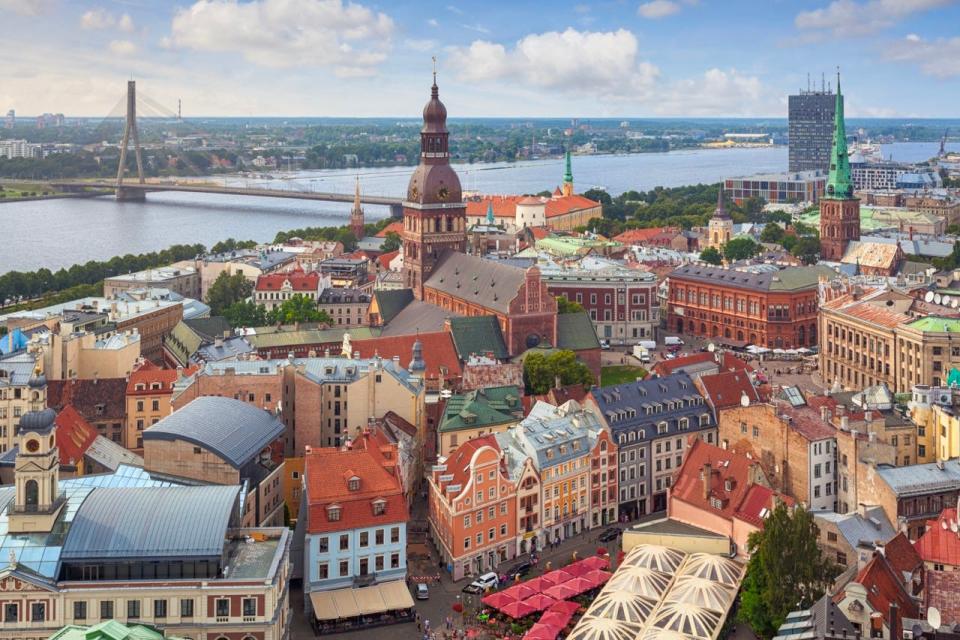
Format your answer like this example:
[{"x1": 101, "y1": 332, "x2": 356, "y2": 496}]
[{"x1": 49, "y1": 181, "x2": 403, "y2": 206}]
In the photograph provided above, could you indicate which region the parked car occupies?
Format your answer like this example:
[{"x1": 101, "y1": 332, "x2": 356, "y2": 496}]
[
  {"x1": 462, "y1": 571, "x2": 499, "y2": 594},
  {"x1": 416, "y1": 583, "x2": 429, "y2": 600},
  {"x1": 600, "y1": 339, "x2": 611, "y2": 350},
  {"x1": 505, "y1": 561, "x2": 532, "y2": 578},
  {"x1": 598, "y1": 527, "x2": 622, "y2": 542}
]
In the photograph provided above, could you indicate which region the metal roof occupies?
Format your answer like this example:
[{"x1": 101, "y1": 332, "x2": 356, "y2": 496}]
[
  {"x1": 877, "y1": 459, "x2": 960, "y2": 497},
  {"x1": 143, "y1": 396, "x2": 284, "y2": 468},
  {"x1": 62, "y1": 485, "x2": 239, "y2": 561}
]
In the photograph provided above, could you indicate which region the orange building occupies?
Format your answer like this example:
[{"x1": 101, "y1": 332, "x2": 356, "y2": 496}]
[
  {"x1": 428, "y1": 435, "x2": 517, "y2": 580},
  {"x1": 125, "y1": 361, "x2": 196, "y2": 452}
]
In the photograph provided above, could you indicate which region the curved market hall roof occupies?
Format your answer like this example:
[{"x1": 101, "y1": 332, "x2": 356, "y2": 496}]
[{"x1": 620, "y1": 544, "x2": 686, "y2": 573}]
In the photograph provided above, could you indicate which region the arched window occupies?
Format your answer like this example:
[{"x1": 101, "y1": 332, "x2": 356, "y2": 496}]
[{"x1": 25, "y1": 480, "x2": 38, "y2": 508}]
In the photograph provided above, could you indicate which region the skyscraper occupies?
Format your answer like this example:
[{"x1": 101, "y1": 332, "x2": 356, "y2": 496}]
[
  {"x1": 819, "y1": 74, "x2": 860, "y2": 261},
  {"x1": 788, "y1": 79, "x2": 837, "y2": 173}
]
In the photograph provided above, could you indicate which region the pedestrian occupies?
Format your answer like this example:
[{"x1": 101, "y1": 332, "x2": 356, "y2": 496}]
[{"x1": 417, "y1": 619, "x2": 422, "y2": 632}]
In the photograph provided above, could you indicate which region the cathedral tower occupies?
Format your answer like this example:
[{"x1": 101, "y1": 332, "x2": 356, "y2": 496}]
[
  {"x1": 402, "y1": 70, "x2": 467, "y2": 299},
  {"x1": 350, "y1": 177, "x2": 365, "y2": 240},
  {"x1": 819, "y1": 73, "x2": 860, "y2": 261},
  {"x1": 561, "y1": 150, "x2": 574, "y2": 197},
  {"x1": 707, "y1": 185, "x2": 733, "y2": 250}
]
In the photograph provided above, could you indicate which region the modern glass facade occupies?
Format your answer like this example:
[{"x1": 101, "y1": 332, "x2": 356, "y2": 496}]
[{"x1": 788, "y1": 91, "x2": 837, "y2": 173}]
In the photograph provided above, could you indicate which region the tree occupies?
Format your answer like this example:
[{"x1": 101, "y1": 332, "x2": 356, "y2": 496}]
[
  {"x1": 206, "y1": 271, "x2": 253, "y2": 316},
  {"x1": 722, "y1": 237, "x2": 760, "y2": 262},
  {"x1": 699, "y1": 246, "x2": 723, "y2": 265},
  {"x1": 556, "y1": 296, "x2": 585, "y2": 314},
  {"x1": 266, "y1": 294, "x2": 333, "y2": 325},
  {"x1": 523, "y1": 350, "x2": 594, "y2": 395},
  {"x1": 583, "y1": 188, "x2": 613, "y2": 206},
  {"x1": 222, "y1": 301, "x2": 268, "y2": 328},
  {"x1": 790, "y1": 237, "x2": 822, "y2": 265},
  {"x1": 381, "y1": 231, "x2": 401, "y2": 253},
  {"x1": 738, "y1": 503, "x2": 838, "y2": 639},
  {"x1": 759, "y1": 224, "x2": 785, "y2": 245},
  {"x1": 210, "y1": 238, "x2": 257, "y2": 254}
]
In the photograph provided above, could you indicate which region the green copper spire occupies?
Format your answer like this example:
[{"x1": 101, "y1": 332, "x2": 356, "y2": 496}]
[
  {"x1": 824, "y1": 72, "x2": 853, "y2": 200},
  {"x1": 563, "y1": 150, "x2": 573, "y2": 184},
  {"x1": 486, "y1": 200, "x2": 495, "y2": 224}
]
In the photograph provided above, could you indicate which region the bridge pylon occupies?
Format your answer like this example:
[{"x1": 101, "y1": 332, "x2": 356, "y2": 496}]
[{"x1": 116, "y1": 80, "x2": 146, "y2": 201}]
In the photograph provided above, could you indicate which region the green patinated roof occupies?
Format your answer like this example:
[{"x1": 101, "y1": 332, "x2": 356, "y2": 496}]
[
  {"x1": 948, "y1": 368, "x2": 960, "y2": 387},
  {"x1": 798, "y1": 206, "x2": 935, "y2": 232},
  {"x1": 439, "y1": 385, "x2": 523, "y2": 433},
  {"x1": 769, "y1": 265, "x2": 837, "y2": 290},
  {"x1": 163, "y1": 320, "x2": 203, "y2": 367},
  {"x1": 563, "y1": 150, "x2": 574, "y2": 184},
  {"x1": 48, "y1": 620, "x2": 188, "y2": 640},
  {"x1": 905, "y1": 316, "x2": 960, "y2": 333},
  {"x1": 824, "y1": 73, "x2": 854, "y2": 200},
  {"x1": 373, "y1": 289, "x2": 414, "y2": 325},
  {"x1": 448, "y1": 316, "x2": 509, "y2": 361},
  {"x1": 557, "y1": 311, "x2": 602, "y2": 350}
]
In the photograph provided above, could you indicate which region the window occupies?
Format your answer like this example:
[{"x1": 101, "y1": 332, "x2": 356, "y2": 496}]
[
  {"x1": 376, "y1": 555, "x2": 385, "y2": 571},
  {"x1": 360, "y1": 531, "x2": 369, "y2": 547},
  {"x1": 328, "y1": 507, "x2": 341, "y2": 521},
  {"x1": 391, "y1": 552, "x2": 400, "y2": 568},
  {"x1": 489, "y1": 527, "x2": 495, "y2": 540},
  {"x1": 243, "y1": 598, "x2": 256, "y2": 618},
  {"x1": 151, "y1": 399, "x2": 159, "y2": 411},
  {"x1": 340, "y1": 534, "x2": 349, "y2": 551},
  {"x1": 100, "y1": 601, "x2": 113, "y2": 620},
  {"x1": 464, "y1": 537, "x2": 471, "y2": 550},
  {"x1": 74, "y1": 601, "x2": 87, "y2": 620},
  {"x1": 501, "y1": 524, "x2": 507, "y2": 536},
  {"x1": 391, "y1": 527, "x2": 400, "y2": 543},
  {"x1": 373, "y1": 500, "x2": 386, "y2": 516},
  {"x1": 31, "y1": 602, "x2": 45, "y2": 622},
  {"x1": 376, "y1": 529, "x2": 384, "y2": 545},
  {"x1": 128, "y1": 600, "x2": 141, "y2": 619},
  {"x1": 318, "y1": 563, "x2": 329, "y2": 579},
  {"x1": 154, "y1": 599, "x2": 167, "y2": 618},
  {"x1": 180, "y1": 599, "x2": 194, "y2": 618},
  {"x1": 339, "y1": 560, "x2": 349, "y2": 576},
  {"x1": 318, "y1": 536, "x2": 329, "y2": 553},
  {"x1": 216, "y1": 598, "x2": 230, "y2": 618},
  {"x1": 4, "y1": 603, "x2": 17, "y2": 623},
  {"x1": 827, "y1": 531, "x2": 838, "y2": 542}
]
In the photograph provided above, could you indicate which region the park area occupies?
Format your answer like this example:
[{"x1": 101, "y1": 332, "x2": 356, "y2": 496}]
[{"x1": 600, "y1": 365, "x2": 647, "y2": 387}]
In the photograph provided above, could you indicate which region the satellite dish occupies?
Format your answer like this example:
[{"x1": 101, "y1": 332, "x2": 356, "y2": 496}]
[
  {"x1": 740, "y1": 391, "x2": 751, "y2": 407},
  {"x1": 936, "y1": 294, "x2": 943, "y2": 305},
  {"x1": 926, "y1": 291, "x2": 936, "y2": 303},
  {"x1": 707, "y1": 343, "x2": 716, "y2": 353},
  {"x1": 929, "y1": 606, "x2": 942, "y2": 630}
]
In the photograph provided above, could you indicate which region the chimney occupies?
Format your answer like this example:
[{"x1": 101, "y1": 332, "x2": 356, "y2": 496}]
[
  {"x1": 702, "y1": 462, "x2": 712, "y2": 500},
  {"x1": 820, "y1": 406, "x2": 831, "y2": 422},
  {"x1": 888, "y1": 602, "x2": 899, "y2": 640},
  {"x1": 864, "y1": 410, "x2": 873, "y2": 423},
  {"x1": 868, "y1": 431, "x2": 876, "y2": 442}
]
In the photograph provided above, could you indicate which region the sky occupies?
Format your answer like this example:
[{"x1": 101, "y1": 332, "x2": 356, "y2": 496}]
[{"x1": 1, "y1": 0, "x2": 959, "y2": 119}]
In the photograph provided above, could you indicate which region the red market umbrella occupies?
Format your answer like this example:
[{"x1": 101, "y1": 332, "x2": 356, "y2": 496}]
[
  {"x1": 524, "y1": 623, "x2": 561, "y2": 640},
  {"x1": 502, "y1": 583, "x2": 538, "y2": 601},
  {"x1": 547, "y1": 600, "x2": 581, "y2": 616},
  {"x1": 565, "y1": 576, "x2": 595, "y2": 595},
  {"x1": 482, "y1": 591, "x2": 518, "y2": 609},
  {"x1": 580, "y1": 555, "x2": 610, "y2": 571},
  {"x1": 538, "y1": 611, "x2": 573, "y2": 628},
  {"x1": 523, "y1": 576, "x2": 548, "y2": 592},
  {"x1": 561, "y1": 560, "x2": 591, "y2": 577},
  {"x1": 501, "y1": 600, "x2": 537, "y2": 619},
  {"x1": 583, "y1": 569, "x2": 613, "y2": 588},
  {"x1": 544, "y1": 582, "x2": 578, "y2": 600},
  {"x1": 541, "y1": 569, "x2": 575, "y2": 587},
  {"x1": 522, "y1": 593, "x2": 558, "y2": 612}
]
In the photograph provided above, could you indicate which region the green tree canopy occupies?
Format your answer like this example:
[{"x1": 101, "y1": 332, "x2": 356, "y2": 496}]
[
  {"x1": 556, "y1": 296, "x2": 586, "y2": 314},
  {"x1": 523, "y1": 350, "x2": 594, "y2": 395},
  {"x1": 206, "y1": 271, "x2": 253, "y2": 316},
  {"x1": 381, "y1": 231, "x2": 401, "y2": 253},
  {"x1": 790, "y1": 237, "x2": 822, "y2": 265},
  {"x1": 210, "y1": 238, "x2": 257, "y2": 255},
  {"x1": 699, "y1": 246, "x2": 723, "y2": 265},
  {"x1": 759, "y1": 224, "x2": 786, "y2": 244},
  {"x1": 738, "y1": 503, "x2": 838, "y2": 639},
  {"x1": 722, "y1": 237, "x2": 760, "y2": 262},
  {"x1": 222, "y1": 301, "x2": 267, "y2": 328},
  {"x1": 266, "y1": 294, "x2": 333, "y2": 325}
]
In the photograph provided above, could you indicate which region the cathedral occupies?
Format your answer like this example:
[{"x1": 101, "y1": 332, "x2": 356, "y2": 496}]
[{"x1": 819, "y1": 74, "x2": 860, "y2": 261}]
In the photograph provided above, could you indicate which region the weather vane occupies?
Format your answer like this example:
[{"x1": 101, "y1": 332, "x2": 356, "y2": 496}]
[{"x1": 432, "y1": 56, "x2": 437, "y2": 84}]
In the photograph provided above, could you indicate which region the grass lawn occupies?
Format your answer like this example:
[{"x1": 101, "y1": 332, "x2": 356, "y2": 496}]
[{"x1": 600, "y1": 365, "x2": 648, "y2": 386}]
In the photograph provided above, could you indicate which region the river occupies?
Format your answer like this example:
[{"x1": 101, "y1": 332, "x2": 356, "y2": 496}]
[{"x1": 2, "y1": 141, "x2": 954, "y2": 274}]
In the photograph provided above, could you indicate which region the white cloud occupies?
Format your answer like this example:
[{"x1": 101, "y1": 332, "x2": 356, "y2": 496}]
[
  {"x1": 405, "y1": 38, "x2": 436, "y2": 52},
  {"x1": 81, "y1": 8, "x2": 115, "y2": 29},
  {"x1": 650, "y1": 68, "x2": 771, "y2": 116},
  {"x1": 170, "y1": 0, "x2": 394, "y2": 75},
  {"x1": 0, "y1": 0, "x2": 55, "y2": 16},
  {"x1": 885, "y1": 33, "x2": 960, "y2": 77},
  {"x1": 427, "y1": 18, "x2": 439, "y2": 27},
  {"x1": 109, "y1": 40, "x2": 138, "y2": 56},
  {"x1": 795, "y1": 0, "x2": 955, "y2": 38},
  {"x1": 638, "y1": 0, "x2": 681, "y2": 18},
  {"x1": 461, "y1": 23, "x2": 490, "y2": 34},
  {"x1": 448, "y1": 28, "x2": 659, "y2": 96},
  {"x1": 118, "y1": 13, "x2": 135, "y2": 33},
  {"x1": 446, "y1": 4, "x2": 464, "y2": 14}
]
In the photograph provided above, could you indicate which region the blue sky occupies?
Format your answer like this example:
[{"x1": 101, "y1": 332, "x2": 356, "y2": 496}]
[{"x1": 1, "y1": 0, "x2": 959, "y2": 118}]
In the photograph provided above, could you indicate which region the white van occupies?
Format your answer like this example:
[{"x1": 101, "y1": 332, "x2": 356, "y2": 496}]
[{"x1": 664, "y1": 336, "x2": 684, "y2": 347}]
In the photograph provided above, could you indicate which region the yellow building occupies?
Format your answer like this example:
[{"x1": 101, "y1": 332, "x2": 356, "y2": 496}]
[
  {"x1": 909, "y1": 385, "x2": 960, "y2": 463},
  {"x1": 0, "y1": 355, "x2": 44, "y2": 454},
  {"x1": 707, "y1": 187, "x2": 733, "y2": 250}
]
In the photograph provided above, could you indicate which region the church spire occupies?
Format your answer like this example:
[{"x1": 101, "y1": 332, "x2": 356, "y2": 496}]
[
  {"x1": 824, "y1": 71, "x2": 853, "y2": 200},
  {"x1": 562, "y1": 150, "x2": 574, "y2": 196},
  {"x1": 350, "y1": 176, "x2": 365, "y2": 240},
  {"x1": 713, "y1": 184, "x2": 730, "y2": 220},
  {"x1": 486, "y1": 200, "x2": 495, "y2": 225}
]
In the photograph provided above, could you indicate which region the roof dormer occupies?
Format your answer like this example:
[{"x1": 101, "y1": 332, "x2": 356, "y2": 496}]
[
  {"x1": 372, "y1": 498, "x2": 387, "y2": 516},
  {"x1": 326, "y1": 504, "x2": 342, "y2": 522}
]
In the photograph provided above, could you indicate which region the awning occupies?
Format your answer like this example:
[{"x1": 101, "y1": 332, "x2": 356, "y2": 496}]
[
  {"x1": 310, "y1": 591, "x2": 339, "y2": 621},
  {"x1": 380, "y1": 580, "x2": 415, "y2": 610},
  {"x1": 311, "y1": 581, "x2": 414, "y2": 621},
  {"x1": 331, "y1": 588, "x2": 361, "y2": 619},
  {"x1": 355, "y1": 585, "x2": 387, "y2": 615}
]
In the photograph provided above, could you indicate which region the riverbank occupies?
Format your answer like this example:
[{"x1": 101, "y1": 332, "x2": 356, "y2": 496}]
[{"x1": 0, "y1": 191, "x2": 108, "y2": 204}]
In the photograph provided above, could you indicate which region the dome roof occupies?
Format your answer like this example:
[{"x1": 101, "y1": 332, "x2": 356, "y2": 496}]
[
  {"x1": 620, "y1": 544, "x2": 686, "y2": 573},
  {"x1": 422, "y1": 82, "x2": 447, "y2": 134},
  {"x1": 406, "y1": 163, "x2": 462, "y2": 205},
  {"x1": 18, "y1": 408, "x2": 56, "y2": 434},
  {"x1": 28, "y1": 367, "x2": 47, "y2": 389}
]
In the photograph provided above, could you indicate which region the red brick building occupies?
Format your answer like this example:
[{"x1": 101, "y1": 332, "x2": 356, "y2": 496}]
[{"x1": 667, "y1": 263, "x2": 835, "y2": 349}]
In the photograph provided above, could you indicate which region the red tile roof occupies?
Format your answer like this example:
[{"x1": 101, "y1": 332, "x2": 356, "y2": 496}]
[
  {"x1": 54, "y1": 405, "x2": 98, "y2": 468},
  {"x1": 544, "y1": 195, "x2": 601, "y2": 218},
  {"x1": 126, "y1": 364, "x2": 198, "y2": 396},
  {"x1": 255, "y1": 266, "x2": 321, "y2": 292},
  {"x1": 377, "y1": 250, "x2": 400, "y2": 271},
  {"x1": 613, "y1": 227, "x2": 680, "y2": 244},
  {"x1": 465, "y1": 196, "x2": 524, "y2": 218},
  {"x1": 351, "y1": 331, "x2": 462, "y2": 381},
  {"x1": 778, "y1": 403, "x2": 839, "y2": 442},
  {"x1": 840, "y1": 553, "x2": 918, "y2": 630},
  {"x1": 442, "y1": 434, "x2": 503, "y2": 494},
  {"x1": 529, "y1": 227, "x2": 552, "y2": 240},
  {"x1": 915, "y1": 508, "x2": 960, "y2": 568},
  {"x1": 838, "y1": 300, "x2": 911, "y2": 329},
  {"x1": 47, "y1": 378, "x2": 127, "y2": 421},
  {"x1": 652, "y1": 352, "x2": 753, "y2": 378},
  {"x1": 304, "y1": 445, "x2": 407, "y2": 534},
  {"x1": 697, "y1": 371, "x2": 759, "y2": 411},
  {"x1": 464, "y1": 194, "x2": 600, "y2": 220},
  {"x1": 884, "y1": 531, "x2": 922, "y2": 576},
  {"x1": 671, "y1": 438, "x2": 793, "y2": 529},
  {"x1": 375, "y1": 221, "x2": 403, "y2": 237}
]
